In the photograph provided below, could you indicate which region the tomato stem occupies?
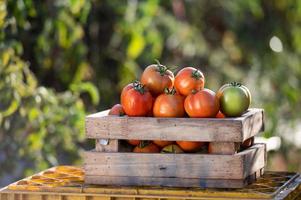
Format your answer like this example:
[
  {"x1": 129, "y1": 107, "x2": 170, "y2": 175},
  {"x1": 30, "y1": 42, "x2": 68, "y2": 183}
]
[
  {"x1": 191, "y1": 69, "x2": 202, "y2": 80},
  {"x1": 191, "y1": 89, "x2": 198, "y2": 94},
  {"x1": 155, "y1": 59, "x2": 168, "y2": 76},
  {"x1": 164, "y1": 87, "x2": 176, "y2": 95},
  {"x1": 138, "y1": 141, "x2": 151, "y2": 148},
  {"x1": 231, "y1": 81, "x2": 242, "y2": 87},
  {"x1": 132, "y1": 81, "x2": 146, "y2": 94}
]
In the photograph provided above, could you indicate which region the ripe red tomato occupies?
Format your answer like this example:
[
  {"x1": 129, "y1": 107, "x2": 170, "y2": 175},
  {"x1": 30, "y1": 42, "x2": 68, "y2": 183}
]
[
  {"x1": 108, "y1": 104, "x2": 125, "y2": 116},
  {"x1": 216, "y1": 111, "x2": 225, "y2": 118},
  {"x1": 120, "y1": 81, "x2": 138, "y2": 103},
  {"x1": 121, "y1": 81, "x2": 153, "y2": 116},
  {"x1": 127, "y1": 140, "x2": 140, "y2": 146},
  {"x1": 153, "y1": 140, "x2": 174, "y2": 148},
  {"x1": 176, "y1": 141, "x2": 205, "y2": 152},
  {"x1": 153, "y1": 88, "x2": 185, "y2": 117},
  {"x1": 133, "y1": 142, "x2": 160, "y2": 153},
  {"x1": 141, "y1": 61, "x2": 174, "y2": 96},
  {"x1": 174, "y1": 67, "x2": 205, "y2": 96},
  {"x1": 184, "y1": 88, "x2": 220, "y2": 118}
]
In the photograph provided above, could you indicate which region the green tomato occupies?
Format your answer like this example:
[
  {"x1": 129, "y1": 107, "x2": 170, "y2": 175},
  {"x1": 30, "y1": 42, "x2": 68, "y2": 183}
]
[{"x1": 218, "y1": 82, "x2": 251, "y2": 117}]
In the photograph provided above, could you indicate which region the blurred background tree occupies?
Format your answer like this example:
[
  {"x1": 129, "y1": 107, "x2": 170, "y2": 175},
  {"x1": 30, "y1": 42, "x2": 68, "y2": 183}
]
[{"x1": 1, "y1": 0, "x2": 301, "y2": 186}]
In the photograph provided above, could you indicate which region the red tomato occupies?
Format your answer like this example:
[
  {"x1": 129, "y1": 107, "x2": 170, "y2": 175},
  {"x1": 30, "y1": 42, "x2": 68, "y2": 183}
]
[
  {"x1": 133, "y1": 142, "x2": 160, "y2": 153},
  {"x1": 120, "y1": 81, "x2": 138, "y2": 104},
  {"x1": 141, "y1": 62, "x2": 174, "y2": 96},
  {"x1": 176, "y1": 141, "x2": 205, "y2": 152},
  {"x1": 174, "y1": 67, "x2": 205, "y2": 96},
  {"x1": 153, "y1": 140, "x2": 174, "y2": 148},
  {"x1": 184, "y1": 88, "x2": 219, "y2": 118},
  {"x1": 153, "y1": 88, "x2": 185, "y2": 117},
  {"x1": 108, "y1": 104, "x2": 125, "y2": 116},
  {"x1": 216, "y1": 111, "x2": 225, "y2": 118},
  {"x1": 127, "y1": 140, "x2": 140, "y2": 146},
  {"x1": 121, "y1": 81, "x2": 153, "y2": 116}
]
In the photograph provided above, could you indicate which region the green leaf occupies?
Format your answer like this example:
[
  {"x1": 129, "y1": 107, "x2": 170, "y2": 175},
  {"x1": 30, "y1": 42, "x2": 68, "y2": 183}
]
[
  {"x1": 127, "y1": 32, "x2": 145, "y2": 59},
  {"x1": 70, "y1": 82, "x2": 100, "y2": 105}
]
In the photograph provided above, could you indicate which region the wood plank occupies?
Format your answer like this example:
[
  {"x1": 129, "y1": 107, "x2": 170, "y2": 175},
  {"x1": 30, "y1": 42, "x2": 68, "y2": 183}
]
[
  {"x1": 85, "y1": 108, "x2": 264, "y2": 142},
  {"x1": 85, "y1": 169, "x2": 263, "y2": 188},
  {"x1": 242, "y1": 109, "x2": 265, "y2": 141},
  {"x1": 242, "y1": 143, "x2": 266, "y2": 178},
  {"x1": 208, "y1": 142, "x2": 240, "y2": 154},
  {"x1": 95, "y1": 139, "x2": 119, "y2": 152},
  {"x1": 84, "y1": 144, "x2": 265, "y2": 180}
]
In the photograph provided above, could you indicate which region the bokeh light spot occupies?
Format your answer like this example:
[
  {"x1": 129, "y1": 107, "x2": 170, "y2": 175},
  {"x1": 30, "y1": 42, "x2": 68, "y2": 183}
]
[{"x1": 269, "y1": 36, "x2": 283, "y2": 52}]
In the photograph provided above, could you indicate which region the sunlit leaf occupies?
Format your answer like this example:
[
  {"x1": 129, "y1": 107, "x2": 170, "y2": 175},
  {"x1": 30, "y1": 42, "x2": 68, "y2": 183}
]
[
  {"x1": 70, "y1": 82, "x2": 100, "y2": 105},
  {"x1": 69, "y1": 0, "x2": 85, "y2": 15},
  {"x1": 127, "y1": 32, "x2": 145, "y2": 59},
  {"x1": 0, "y1": 90, "x2": 20, "y2": 117}
]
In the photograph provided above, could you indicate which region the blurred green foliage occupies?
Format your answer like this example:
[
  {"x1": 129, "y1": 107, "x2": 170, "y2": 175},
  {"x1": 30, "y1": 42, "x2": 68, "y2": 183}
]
[
  {"x1": 0, "y1": 0, "x2": 98, "y2": 185},
  {"x1": 1, "y1": 0, "x2": 301, "y2": 185}
]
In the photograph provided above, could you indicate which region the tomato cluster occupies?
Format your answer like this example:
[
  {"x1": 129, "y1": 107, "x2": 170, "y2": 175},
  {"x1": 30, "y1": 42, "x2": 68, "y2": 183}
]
[{"x1": 108, "y1": 62, "x2": 252, "y2": 153}]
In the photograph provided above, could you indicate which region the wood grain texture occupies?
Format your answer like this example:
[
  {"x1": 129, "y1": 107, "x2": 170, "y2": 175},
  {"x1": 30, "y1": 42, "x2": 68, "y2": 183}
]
[
  {"x1": 242, "y1": 143, "x2": 267, "y2": 178},
  {"x1": 241, "y1": 109, "x2": 265, "y2": 141},
  {"x1": 208, "y1": 142, "x2": 240, "y2": 154},
  {"x1": 85, "y1": 108, "x2": 264, "y2": 142},
  {"x1": 95, "y1": 139, "x2": 119, "y2": 152},
  {"x1": 84, "y1": 144, "x2": 265, "y2": 180},
  {"x1": 85, "y1": 169, "x2": 263, "y2": 188}
]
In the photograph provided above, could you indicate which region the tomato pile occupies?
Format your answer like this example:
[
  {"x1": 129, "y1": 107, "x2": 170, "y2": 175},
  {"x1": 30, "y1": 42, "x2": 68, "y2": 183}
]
[{"x1": 109, "y1": 62, "x2": 252, "y2": 153}]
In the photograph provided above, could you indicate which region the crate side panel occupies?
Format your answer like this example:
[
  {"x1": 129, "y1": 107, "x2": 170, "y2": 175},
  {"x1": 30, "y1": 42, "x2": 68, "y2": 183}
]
[
  {"x1": 242, "y1": 109, "x2": 264, "y2": 141},
  {"x1": 84, "y1": 152, "x2": 243, "y2": 179},
  {"x1": 86, "y1": 116, "x2": 243, "y2": 142},
  {"x1": 242, "y1": 143, "x2": 266, "y2": 178},
  {"x1": 84, "y1": 144, "x2": 265, "y2": 179}
]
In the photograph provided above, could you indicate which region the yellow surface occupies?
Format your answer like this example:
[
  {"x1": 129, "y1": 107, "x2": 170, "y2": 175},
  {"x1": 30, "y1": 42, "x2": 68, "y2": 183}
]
[{"x1": 0, "y1": 166, "x2": 300, "y2": 200}]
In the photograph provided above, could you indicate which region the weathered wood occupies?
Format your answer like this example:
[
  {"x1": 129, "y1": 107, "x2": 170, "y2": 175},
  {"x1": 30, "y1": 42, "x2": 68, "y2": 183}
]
[
  {"x1": 241, "y1": 109, "x2": 265, "y2": 141},
  {"x1": 208, "y1": 142, "x2": 240, "y2": 154},
  {"x1": 243, "y1": 144, "x2": 267, "y2": 178},
  {"x1": 85, "y1": 108, "x2": 264, "y2": 142},
  {"x1": 85, "y1": 168, "x2": 263, "y2": 188},
  {"x1": 95, "y1": 139, "x2": 119, "y2": 152},
  {"x1": 84, "y1": 144, "x2": 265, "y2": 180}
]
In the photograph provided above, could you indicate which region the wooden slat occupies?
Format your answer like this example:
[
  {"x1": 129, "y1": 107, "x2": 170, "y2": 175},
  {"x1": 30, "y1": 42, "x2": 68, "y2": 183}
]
[
  {"x1": 242, "y1": 143, "x2": 267, "y2": 178},
  {"x1": 208, "y1": 142, "x2": 240, "y2": 154},
  {"x1": 241, "y1": 109, "x2": 265, "y2": 141},
  {"x1": 85, "y1": 169, "x2": 263, "y2": 188},
  {"x1": 85, "y1": 108, "x2": 264, "y2": 142},
  {"x1": 95, "y1": 139, "x2": 119, "y2": 152},
  {"x1": 84, "y1": 144, "x2": 265, "y2": 180}
]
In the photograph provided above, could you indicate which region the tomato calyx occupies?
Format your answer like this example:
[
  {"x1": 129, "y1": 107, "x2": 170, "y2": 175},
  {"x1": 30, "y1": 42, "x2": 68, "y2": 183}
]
[
  {"x1": 230, "y1": 81, "x2": 242, "y2": 87},
  {"x1": 155, "y1": 59, "x2": 169, "y2": 76},
  {"x1": 164, "y1": 87, "x2": 176, "y2": 95},
  {"x1": 191, "y1": 69, "x2": 202, "y2": 80},
  {"x1": 138, "y1": 141, "x2": 151, "y2": 148},
  {"x1": 132, "y1": 81, "x2": 147, "y2": 94},
  {"x1": 191, "y1": 89, "x2": 198, "y2": 94}
]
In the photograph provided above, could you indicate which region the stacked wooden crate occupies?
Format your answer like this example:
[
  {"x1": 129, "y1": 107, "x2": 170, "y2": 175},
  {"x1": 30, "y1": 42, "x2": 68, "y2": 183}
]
[{"x1": 84, "y1": 108, "x2": 265, "y2": 188}]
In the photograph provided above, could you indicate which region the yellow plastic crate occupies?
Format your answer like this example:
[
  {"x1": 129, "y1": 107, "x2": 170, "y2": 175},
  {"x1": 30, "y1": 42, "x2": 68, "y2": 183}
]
[{"x1": 0, "y1": 166, "x2": 300, "y2": 200}]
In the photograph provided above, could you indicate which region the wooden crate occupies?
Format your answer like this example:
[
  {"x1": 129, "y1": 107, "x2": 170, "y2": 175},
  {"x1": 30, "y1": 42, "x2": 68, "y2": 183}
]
[{"x1": 84, "y1": 108, "x2": 266, "y2": 188}]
